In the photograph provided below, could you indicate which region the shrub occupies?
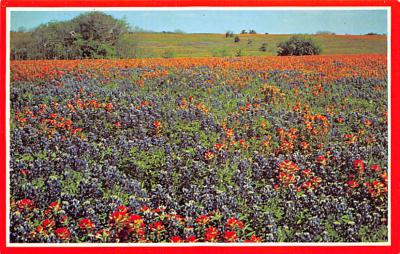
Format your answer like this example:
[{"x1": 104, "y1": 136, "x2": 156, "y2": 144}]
[
  {"x1": 259, "y1": 42, "x2": 268, "y2": 52},
  {"x1": 277, "y1": 36, "x2": 321, "y2": 56},
  {"x1": 234, "y1": 36, "x2": 240, "y2": 43},
  {"x1": 162, "y1": 49, "x2": 175, "y2": 58}
]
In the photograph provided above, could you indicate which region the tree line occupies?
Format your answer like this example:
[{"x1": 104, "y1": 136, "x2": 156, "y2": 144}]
[{"x1": 11, "y1": 12, "x2": 137, "y2": 60}]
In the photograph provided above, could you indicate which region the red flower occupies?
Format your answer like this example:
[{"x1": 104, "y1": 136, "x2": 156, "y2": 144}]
[
  {"x1": 214, "y1": 143, "x2": 225, "y2": 151},
  {"x1": 244, "y1": 235, "x2": 263, "y2": 242},
  {"x1": 149, "y1": 221, "x2": 165, "y2": 232},
  {"x1": 41, "y1": 219, "x2": 55, "y2": 229},
  {"x1": 195, "y1": 214, "x2": 210, "y2": 225},
  {"x1": 353, "y1": 159, "x2": 365, "y2": 173},
  {"x1": 20, "y1": 169, "x2": 30, "y2": 176},
  {"x1": 17, "y1": 198, "x2": 34, "y2": 210},
  {"x1": 204, "y1": 226, "x2": 219, "y2": 242},
  {"x1": 226, "y1": 217, "x2": 244, "y2": 229},
  {"x1": 60, "y1": 215, "x2": 69, "y2": 224},
  {"x1": 278, "y1": 160, "x2": 300, "y2": 174},
  {"x1": 371, "y1": 164, "x2": 382, "y2": 172},
  {"x1": 347, "y1": 180, "x2": 359, "y2": 188},
  {"x1": 117, "y1": 205, "x2": 129, "y2": 213},
  {"x1": 48, "y1": 201, "x2": 61, "y2": 213},
  {"x1": 170, "y1": 236, "x2": 183, "y2": 243},
  {"x1": 114, "y1": 121, "x2": 121, "y2": 128},
  {"x1": 302, "y1": 169, "x2": 312, "y2": 177},
  {"x1": 153, "y1": 120, "x2": 162, "y2": 129},
  {"x1": 79, "y1": 218, "x2": 95, "y2": 230},
  {"x1": 55, "y1": 227, "x2": 71, "y2": 240},
  {"x1": 380, "y1": 171, "x2": 388, "y2": 183},
  {"x1": 128, "y1": 214, "x2": 144, "y2": 229},
  {"x1": 204, "y1": 151, "x2": 214, "y2": 160},
  {"x1": 109, "y1": 211, "x2": 127, "y2": 225},
  {"x1": 35, "y1": 225, "x2": 44, "y2": 234},
  {"x1": 226, "y1": 128, "x2": 234, "y2": 139},
  {"x1": 335, "y1": 117, "x2": 344, "y2": 123},
  {"x1": 316, "y1": 155, "x2": 327, "y2": 165},
  {"x1": 186, "y1": 235, "x2": 198, "y2": 242},
  {"x1": 223, "y1": 231, "x2": 238, "y2": 242},
  {"x1": 141, "y1": 205, "x2": 150, "y2": 213},
  {"x1": 302, "y1": 181, "x2": 313, "y2": 190},
  {"x1": 104, "y1": 103, "x2": 113, "y2": 112}
]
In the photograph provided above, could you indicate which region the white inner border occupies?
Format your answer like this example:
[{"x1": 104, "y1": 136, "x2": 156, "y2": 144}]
[{"x1": 5, "y1": 6, "x2": 392, "y2": 247}]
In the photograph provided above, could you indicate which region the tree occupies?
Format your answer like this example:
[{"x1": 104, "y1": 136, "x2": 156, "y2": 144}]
[
  {"x1": 277, "y1": 36, "x2": 321, "y2": 56},
  {"x1": 241, "y1": 29, "x2": 247, "y2": 34},
  {"x1": 249, "y1": 29, "x2": 257, "y2": 34},
  {"x1": 70, "y1": 12, "x2": 129, "y2": 58},
  {"x1": 225, "y1": 31, "x2": 234, "y2": 38},
  {"x1": 115, "y1": 33, "x2": 139, "y2": 58},
  {"x1": 10, "y1": 11, "x2": 132, "y2": 60},
  {"x1": 10, "y1": 31, "x2": 31, "y2": 60},
  {"x1": 316, "y1": 31, "x2": 336, "y2": 35}
]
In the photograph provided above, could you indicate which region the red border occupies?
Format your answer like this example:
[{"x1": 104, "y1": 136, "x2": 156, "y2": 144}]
[{"x1": 1, "y1": 1, "x2": 399, "y2": 253}]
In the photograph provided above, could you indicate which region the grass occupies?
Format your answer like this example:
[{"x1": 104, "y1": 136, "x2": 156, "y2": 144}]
[{"x1": 128, "y1": 33, "x2": 387, "y2": 58}]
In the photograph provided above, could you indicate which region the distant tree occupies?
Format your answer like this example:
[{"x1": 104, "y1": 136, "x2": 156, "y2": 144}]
[
  {"x1": 365, "y1": 32, "x2": 379, "y2": 35},
  {"x1": 234, "y1": 36, "x2": 240, "y2": 43},
  {"x1": 277, "y1": 36, "x2": 321, "y2": 56},
  {"x1": 173, "y1": 29, "x2": 185, "y2": 34},
  {"x1": 225, "y1": 31, "x2": 234, "y2": 38},
  {"x1": 259, "y1": 42, "x2": 268, "y2": 52},
  {"x1": 115, "y1": 33, "x2": 138, "y2": 58},
  {"x1": 249, "y1": 29, "x2": 257, "y2": 34},
  {"x1": 316, "y1": 30, "x2": 336, "y2": 35},
  {"x1": 265, "y1": 32, "x2": 269, "y2": 35},
  {"x1": 10, "y1": 31, "x2": 31, "y2": 60},
  {"x1": 241, "y1": 29, "x2": 247, "y2": 34},
  {"x1": 17, "y1": 26, "x2": 27, "y2": 32}
]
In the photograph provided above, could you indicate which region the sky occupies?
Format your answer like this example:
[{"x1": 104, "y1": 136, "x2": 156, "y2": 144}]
[{"x1": 10, "y1": 9, "x2": 388, "y2": 35}]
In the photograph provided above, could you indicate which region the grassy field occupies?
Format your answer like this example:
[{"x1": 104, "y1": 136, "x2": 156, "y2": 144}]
[{"x1": 130, "y1": 33, "x2": 387, "y2": 58}]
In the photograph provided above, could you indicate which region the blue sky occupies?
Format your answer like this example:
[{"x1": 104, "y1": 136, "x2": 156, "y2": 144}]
[{"x1": 10, "y1": 10, "x2": 387, "y2": 34}]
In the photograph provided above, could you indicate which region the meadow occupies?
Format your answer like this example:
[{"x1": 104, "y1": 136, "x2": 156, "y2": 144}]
[
  {"x1": 10, "y1": 54, "x2": 388, "y2": 243},
  {"x1": 129, "y1": 33, "x2": 387, "y2": 57}
]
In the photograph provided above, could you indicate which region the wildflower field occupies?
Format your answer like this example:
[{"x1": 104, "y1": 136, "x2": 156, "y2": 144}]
[{"x1": 10, "y1": 54, "x2": 388, "y2": 243}]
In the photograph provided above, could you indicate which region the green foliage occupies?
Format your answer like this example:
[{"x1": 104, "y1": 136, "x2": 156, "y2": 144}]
[
  {"x1": 115, "y1": 33, "x2": 138, "y2": 58},
  {"x1": 235, "y1": 48, "x2": 243, "y2": 57},
  {"x1": 211, "y1": 48, "x2": 229, "y2": 57},
  {"x1": 259, "y1": 42, "x2": 268, "y2": 52},
  {"x1": 277, "y1": 35, "x2": 322, "y2": 56},
  {"x1": 162, "y1": 49, "x2": 175, "y2": 58},
  {"x1": 10, "y1": 11, "x2": 130, "y2": 60}
]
